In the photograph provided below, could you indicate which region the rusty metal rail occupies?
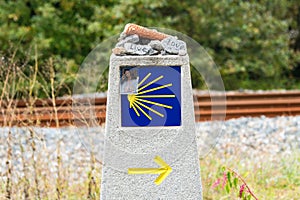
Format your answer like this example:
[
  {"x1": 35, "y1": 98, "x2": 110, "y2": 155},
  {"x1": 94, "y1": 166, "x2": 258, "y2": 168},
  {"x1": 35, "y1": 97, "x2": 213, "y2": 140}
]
[{"x1": 1, "y1": 91, "x2": 300, "y2": 127}]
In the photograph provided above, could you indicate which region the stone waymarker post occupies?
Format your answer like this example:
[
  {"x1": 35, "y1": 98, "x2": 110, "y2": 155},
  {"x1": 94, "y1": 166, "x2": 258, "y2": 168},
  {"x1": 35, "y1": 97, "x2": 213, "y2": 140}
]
[{"x1": 101, "y1": 24, "x2": 202, "y2": 199}]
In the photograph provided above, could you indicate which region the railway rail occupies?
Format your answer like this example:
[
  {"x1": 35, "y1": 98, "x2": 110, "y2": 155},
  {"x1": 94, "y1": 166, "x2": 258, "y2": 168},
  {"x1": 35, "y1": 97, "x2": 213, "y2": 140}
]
[{"x1": 1, "y1": 91, "x2": 300, "y2": 127}]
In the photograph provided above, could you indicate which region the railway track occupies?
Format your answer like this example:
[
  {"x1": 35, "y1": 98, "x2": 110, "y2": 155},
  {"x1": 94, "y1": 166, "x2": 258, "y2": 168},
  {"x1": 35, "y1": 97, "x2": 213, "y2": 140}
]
[{"x1": 1, "y1": 91, "x2": 300, "y2": 127}]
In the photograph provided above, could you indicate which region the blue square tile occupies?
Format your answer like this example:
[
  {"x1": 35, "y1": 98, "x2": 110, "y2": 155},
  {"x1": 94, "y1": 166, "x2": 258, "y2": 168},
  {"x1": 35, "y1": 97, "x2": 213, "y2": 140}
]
[{"x1": 121, "y1": 66, "x2": 181, "y2": 127}]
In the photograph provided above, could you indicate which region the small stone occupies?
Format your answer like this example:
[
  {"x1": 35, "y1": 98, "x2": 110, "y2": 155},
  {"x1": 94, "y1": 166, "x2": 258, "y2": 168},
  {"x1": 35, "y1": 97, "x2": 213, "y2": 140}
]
[
  {"x1": 178, "y1": 49, "x2": 187, "y2": 56},
  {"x1": 124, "y1": 43, "x2": 152, "y2": 55},
  {"x1": 112, "y1": 47, "x2": 126, "y2": 55},
  {"x1": 161, "y1": 37, "x2": 187, "y2": 54},
  {"x1": 139, "y1": 38, "x2": 151, "y2": 45},
  {"x1": 148, "y1": 48, "x2": 159, "y2": 55},
  {"x1": 118, "y1": 32, "x2": 127, "y2": 41},
  {"x1": 123, "y1": 23, "x2": 169, "y2": 40},
  {"x1": 149, "y1": 40, "x2": 164, "y2": 51},
  {"x1": 116, "y1": 34, "x2": 139, "y2": 47},
  {"x1": 161, "y1": 50, "x2": 168, "y2": 55}
]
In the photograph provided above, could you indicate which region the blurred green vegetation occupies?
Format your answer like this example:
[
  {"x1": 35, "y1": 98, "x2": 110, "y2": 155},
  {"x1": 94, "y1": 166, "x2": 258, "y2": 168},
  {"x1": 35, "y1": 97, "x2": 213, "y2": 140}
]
[{"x1": 0, "y1": 0, "x2": 300, "y2": 98}]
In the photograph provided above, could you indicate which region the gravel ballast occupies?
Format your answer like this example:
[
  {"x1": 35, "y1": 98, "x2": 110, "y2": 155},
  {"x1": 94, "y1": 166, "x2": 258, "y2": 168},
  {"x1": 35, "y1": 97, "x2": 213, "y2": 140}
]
[{"x1": 0, "y1": 115, "x2": 299, "y2": 180}]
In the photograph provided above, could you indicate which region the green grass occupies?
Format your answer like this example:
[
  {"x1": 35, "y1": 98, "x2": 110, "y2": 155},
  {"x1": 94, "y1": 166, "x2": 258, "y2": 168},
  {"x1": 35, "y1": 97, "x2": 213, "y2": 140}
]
[
  {"x1": 1, "y1": 146, "x2": 298, "y2": 199},
  {"x1": 201, "y1": 150, "x2": 300, "y2": 200}
]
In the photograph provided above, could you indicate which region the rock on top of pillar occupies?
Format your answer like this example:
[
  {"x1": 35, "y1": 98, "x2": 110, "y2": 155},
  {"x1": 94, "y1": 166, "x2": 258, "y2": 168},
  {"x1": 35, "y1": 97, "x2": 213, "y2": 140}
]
[{"x1": 112, "y1": 23, "x2": 187, "y2": 56}]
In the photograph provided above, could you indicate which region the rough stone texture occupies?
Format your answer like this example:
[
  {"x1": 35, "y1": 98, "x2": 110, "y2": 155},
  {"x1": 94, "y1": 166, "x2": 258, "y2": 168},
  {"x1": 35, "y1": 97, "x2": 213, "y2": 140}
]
[
  {"x1": 113, "y1": 24, "x2": 187, "y2": 56},
  {"x1": 161, "y1": 37, "x2": 187, "y2": 55},
  {"x1": 112, "y1": 47, "x2": 126, "y2": 55},
  {"x1": 124, "y1": 23, "x2": 169, "y2": 41},
  {"x1": 113, "y1": 24, "x2": 188, "y2": 56},
  {"x1": 139, "y1": 38, "x2": 152, "y2": 45},
  {"x1": 124, "y1": 43, "x2": 152, "y2": 55},
  {"x1": 179, "y1": 49, "x2": 187, "y2": 56},
  {"x1": 116, "y1": 34, "x2": 139, "y2": 47},
  {"x1": 100, "y1": 55, "x2": 202, "y2": 199},
  {"x1": 149, "y1": 40, "x2": 164, "y2": 51},
  {"x1": 148, "y1": 48, "x2": 159, "y2": 55}
]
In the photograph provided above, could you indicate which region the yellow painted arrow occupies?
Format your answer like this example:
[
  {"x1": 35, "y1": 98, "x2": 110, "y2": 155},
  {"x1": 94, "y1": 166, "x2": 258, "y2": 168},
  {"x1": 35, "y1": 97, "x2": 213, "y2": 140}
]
[{"x1": 128, "y1": 156, "x2": 172, "y2": 185}]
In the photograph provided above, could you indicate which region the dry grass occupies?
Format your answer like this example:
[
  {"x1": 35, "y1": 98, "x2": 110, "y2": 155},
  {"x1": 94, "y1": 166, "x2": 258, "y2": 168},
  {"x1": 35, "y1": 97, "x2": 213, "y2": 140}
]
[
  {"x1": 0, "y1": 49, "x2": 101, "y2": 199},
  {"x1": 0, "y1": 128, "x2": 101, "y2": 199},
  {"x1": 0, "y1": 138, "x2": 298, "y2": 199},
  {"x1": 0, "y1": 52, "x2": 299, "y2": 199}
]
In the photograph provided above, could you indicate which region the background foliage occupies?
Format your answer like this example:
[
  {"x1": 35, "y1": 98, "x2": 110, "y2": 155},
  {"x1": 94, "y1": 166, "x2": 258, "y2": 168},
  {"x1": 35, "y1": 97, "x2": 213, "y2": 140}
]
[{"x1": 0, "y1": 0, "x2": 300, "y2": 98}]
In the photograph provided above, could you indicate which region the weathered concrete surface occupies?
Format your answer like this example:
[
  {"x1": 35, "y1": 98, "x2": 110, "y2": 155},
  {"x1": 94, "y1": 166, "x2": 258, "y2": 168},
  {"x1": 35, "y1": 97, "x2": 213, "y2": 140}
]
[{"x1": 100, "y1": 55, "x2": 202, "y2": 200}]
